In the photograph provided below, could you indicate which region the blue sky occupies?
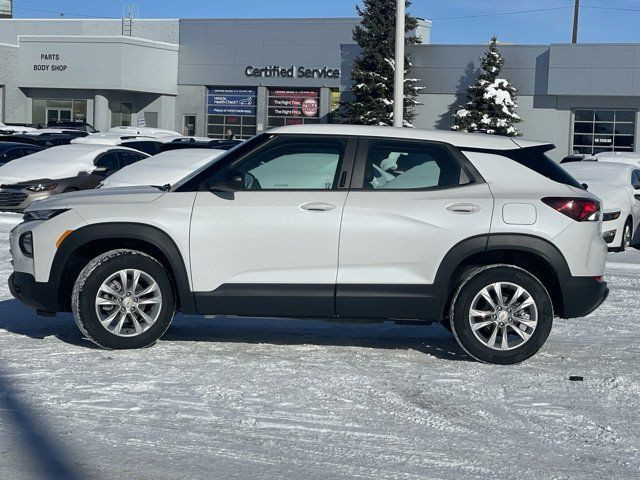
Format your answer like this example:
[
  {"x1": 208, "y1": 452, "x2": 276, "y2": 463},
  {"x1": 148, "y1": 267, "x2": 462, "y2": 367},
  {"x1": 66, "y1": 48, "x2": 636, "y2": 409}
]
[{"x1": 11, "y1": 0, "x2": 640, "y2": 44}]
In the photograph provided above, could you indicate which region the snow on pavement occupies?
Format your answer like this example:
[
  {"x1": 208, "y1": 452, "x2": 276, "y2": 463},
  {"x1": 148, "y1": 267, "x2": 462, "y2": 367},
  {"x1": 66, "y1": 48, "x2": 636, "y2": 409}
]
[{"x1": 0, "y1": 212, "x2": 638, "y2": 479}]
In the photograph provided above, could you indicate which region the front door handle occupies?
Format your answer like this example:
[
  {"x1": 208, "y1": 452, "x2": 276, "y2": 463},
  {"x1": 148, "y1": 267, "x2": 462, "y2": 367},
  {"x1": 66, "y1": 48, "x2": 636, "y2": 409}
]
[
  {"x1": 300, "y1": 202, "x2": 336, "y2": 212},
  {"x1": 446, "y1": 203, "x2": 480, "y2": 214}
]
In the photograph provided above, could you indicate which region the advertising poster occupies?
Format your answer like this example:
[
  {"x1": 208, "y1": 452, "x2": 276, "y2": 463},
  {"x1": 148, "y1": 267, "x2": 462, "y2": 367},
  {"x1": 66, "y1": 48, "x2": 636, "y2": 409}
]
[
  {"x1": 268, "y1": 89, "x2": 320, "y2": 118},
  {"x1": 208, "y1": 88, "x2": 257, "y2": 115}
]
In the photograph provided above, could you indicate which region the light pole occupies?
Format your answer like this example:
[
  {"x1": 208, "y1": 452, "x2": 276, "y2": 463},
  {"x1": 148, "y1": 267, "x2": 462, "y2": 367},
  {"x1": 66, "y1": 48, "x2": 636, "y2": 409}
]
[
  {"x1": 572, "y1": 0, "x2": 580, "y2": 44},
  {"x1": 393, "y1": 0, "x2": 405, "y2": 127}
]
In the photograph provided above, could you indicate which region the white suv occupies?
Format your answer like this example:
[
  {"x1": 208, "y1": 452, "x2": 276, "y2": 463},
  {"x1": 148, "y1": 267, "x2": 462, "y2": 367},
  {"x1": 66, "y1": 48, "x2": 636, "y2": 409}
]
[{"x1": 8, "y1": 125, "x2": 609, "y2": 364}]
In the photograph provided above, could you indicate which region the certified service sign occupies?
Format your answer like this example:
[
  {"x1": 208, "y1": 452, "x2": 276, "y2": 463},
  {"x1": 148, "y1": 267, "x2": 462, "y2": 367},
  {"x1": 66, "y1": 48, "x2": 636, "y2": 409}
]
[{"x1": 302, "y1": 98, "x2": 318, "y2": 117}]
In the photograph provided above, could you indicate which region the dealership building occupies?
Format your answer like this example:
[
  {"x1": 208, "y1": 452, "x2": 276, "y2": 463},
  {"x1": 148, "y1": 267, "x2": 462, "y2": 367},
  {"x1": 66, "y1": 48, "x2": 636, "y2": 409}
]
[{"x1": 1, "y1": 16, "x2": 640, "y2": 160}]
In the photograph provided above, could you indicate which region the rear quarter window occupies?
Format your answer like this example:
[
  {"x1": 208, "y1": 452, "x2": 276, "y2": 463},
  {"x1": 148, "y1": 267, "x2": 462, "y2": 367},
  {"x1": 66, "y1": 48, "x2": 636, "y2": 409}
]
[{"x1": 464, "y1": 145, "x2": 584, "y2": 189}]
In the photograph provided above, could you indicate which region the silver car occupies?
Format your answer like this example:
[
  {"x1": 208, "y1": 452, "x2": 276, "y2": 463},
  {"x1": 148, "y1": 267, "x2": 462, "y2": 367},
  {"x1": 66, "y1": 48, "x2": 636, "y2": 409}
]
[{"x1": 0, "y1": 144, "x2": 149, "y2": 212}]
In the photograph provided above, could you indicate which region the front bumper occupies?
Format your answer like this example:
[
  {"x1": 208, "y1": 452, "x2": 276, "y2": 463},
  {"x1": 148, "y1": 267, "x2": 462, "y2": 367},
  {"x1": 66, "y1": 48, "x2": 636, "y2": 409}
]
[
  {"x1": 8, "y1": 272, "x2": 58, "y2": 314},
  {"x1": 558, "y1": 274, "x2": 609, "y2": 319}
]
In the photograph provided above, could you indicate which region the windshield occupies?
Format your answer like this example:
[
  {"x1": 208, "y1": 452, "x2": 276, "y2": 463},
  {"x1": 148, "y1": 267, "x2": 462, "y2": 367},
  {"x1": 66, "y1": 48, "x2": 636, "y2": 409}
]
[{"x1": 173, "y1": 134, "x2": 270, "y2": 191}]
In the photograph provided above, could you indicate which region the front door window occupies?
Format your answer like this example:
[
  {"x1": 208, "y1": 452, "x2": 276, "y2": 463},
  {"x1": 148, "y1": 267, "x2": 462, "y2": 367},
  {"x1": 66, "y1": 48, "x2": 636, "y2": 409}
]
[{"x1": 230, "y1": 136, "x2": 346, "y2": 190}]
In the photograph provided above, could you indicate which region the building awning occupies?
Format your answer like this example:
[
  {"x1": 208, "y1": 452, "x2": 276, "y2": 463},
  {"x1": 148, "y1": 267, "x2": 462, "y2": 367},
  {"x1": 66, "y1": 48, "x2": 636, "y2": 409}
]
[{"x1": 17, "y1": 35, "x2": 178, "y2": 95}]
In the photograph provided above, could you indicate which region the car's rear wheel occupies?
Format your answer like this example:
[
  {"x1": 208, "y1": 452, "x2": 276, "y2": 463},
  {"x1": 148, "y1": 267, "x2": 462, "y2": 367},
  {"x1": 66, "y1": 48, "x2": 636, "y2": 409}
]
[
  {"x1": 72, "y1": 249, "x2": 176, "y2": 349},
  {"x1": 449, "y1": 265, "x2": 553, "y2": 365}
]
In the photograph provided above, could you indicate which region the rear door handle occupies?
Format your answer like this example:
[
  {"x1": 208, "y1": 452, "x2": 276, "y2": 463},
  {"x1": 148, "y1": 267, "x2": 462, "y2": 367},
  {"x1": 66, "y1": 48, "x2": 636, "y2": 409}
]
[
  {"x1": 300, "y1": 202, "x2": 336, "y2": 212},
  {"x1": 446, "y1": 203, "x2": 480, "y2": 214}
]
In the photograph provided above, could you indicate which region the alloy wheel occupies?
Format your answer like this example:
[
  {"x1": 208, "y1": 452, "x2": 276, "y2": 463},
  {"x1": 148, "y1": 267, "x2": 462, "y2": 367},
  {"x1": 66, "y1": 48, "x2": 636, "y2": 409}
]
[
  {"x1": 468, "y1": 282, "x2": 538, "y2": 351},
  {"x1": 94, "y1": 269, "x2": 163, "y2": 337}
]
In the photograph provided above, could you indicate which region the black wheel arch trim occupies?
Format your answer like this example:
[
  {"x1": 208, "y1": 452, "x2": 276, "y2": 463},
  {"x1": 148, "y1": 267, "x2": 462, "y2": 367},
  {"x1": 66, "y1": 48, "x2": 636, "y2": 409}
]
[
  {"x1": 36, "y1": 228, "x2": 576, "y2": 319},
  {"x1": 433, "y1": 233, "x2": 571, "y2": 317},
  {"x1": 51, "y1": 222, "x2": 196, "y2": 314},
  {"x1": 435, "y1": 233, "x2": 570, "y2": 285}
]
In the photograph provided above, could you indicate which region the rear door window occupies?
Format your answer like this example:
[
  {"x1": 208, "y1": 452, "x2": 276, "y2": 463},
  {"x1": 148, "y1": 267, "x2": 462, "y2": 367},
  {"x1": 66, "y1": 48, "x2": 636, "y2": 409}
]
[
  {"x1": 119, "y1": 151, "x2": 147, "y2": 167},
  {"x1": 357, "y1": 140, "x2": 469, "y2": 190},
  {"x1": 94, "y1": 151, "x2": 121, "y2": 176},
  {"x1": 125, "y1": 141, "x2": 161, "y2": 155}
]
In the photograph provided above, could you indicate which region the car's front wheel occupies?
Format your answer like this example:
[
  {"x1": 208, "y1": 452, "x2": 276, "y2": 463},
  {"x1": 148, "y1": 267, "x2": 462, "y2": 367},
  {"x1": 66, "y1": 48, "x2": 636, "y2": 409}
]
[
  {"x1": 619, "y1": 218, "x2": 632, "y2": 252},
  {"x1": 449, "y1": 265, "x2": 553, "y2": 365},
  {"x1": 72, "y1": 249, "x2": 176, "y2": 349}
]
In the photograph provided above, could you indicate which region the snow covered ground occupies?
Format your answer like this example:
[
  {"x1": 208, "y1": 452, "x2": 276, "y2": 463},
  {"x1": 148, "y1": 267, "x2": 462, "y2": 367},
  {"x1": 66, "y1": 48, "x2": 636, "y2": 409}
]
[{"x1": 0, "y1": 212, "x2": 638, "y2": 480}]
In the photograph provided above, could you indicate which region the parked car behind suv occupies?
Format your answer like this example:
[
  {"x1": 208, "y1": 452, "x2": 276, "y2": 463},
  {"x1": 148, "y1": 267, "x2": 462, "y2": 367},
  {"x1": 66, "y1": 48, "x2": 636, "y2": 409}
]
[
  {"x1": 158, "y1": 138, "x2": 243, "y2": 152},
  {"x1": 0, "y1": 144, "x2": 148, "y2": 211},
  {"x1": 48, "y1": 121, "x2": 98, "y2": 133},
  {"x1": 563, "y1": 161, "x2": 640, "y2": 251},
  {"x1": 99, "y1": 148, "x2": 226, "y2": 189},
  {"x1": 0, "y1": 142, "x2": 44, "y2": 166},
  {"x1": 71, "y1": 134, "x2": 168, "y2": 156},
  {"x1": 8, "y1": 125, "x2": 608, "y2": 364},
  {"x1": 0, "y1": 133, "x2": 80, "y2": 148}
]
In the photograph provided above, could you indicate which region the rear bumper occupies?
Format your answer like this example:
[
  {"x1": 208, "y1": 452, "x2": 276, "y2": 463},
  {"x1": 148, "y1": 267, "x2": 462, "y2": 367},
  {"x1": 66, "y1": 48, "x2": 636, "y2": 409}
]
[
  {"x1": 558, "y1": 274, "x2": 609, "y2": 319},
  {"x1": 8, "y1": 272, "x2": 58, "y2": 314}
]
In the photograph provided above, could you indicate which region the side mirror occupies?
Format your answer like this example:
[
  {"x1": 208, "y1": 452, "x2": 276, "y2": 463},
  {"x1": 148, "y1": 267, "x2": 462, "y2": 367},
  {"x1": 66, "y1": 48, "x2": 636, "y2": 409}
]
[
  {"x1": 633, "y1": 182, "x2": 640, "y2": 190},
  {"x1": 206, "y1": 170, "x2": 245, "y2": 192},
  {"x1": 581, "y1": 183, "x2": 589, "y2": 190}
]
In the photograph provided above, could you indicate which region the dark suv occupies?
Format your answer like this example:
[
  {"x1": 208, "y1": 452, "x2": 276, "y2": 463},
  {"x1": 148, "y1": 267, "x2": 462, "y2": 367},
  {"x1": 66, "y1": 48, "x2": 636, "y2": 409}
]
[{"x1": 0, "y1": 142, "x2": 44, "y2": 166}]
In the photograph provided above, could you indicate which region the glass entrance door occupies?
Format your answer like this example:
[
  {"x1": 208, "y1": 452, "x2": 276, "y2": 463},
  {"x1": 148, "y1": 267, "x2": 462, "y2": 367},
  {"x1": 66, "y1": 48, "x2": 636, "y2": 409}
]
[{"x1": 46, "y1": 108, "x2": 72, "y2": 124}]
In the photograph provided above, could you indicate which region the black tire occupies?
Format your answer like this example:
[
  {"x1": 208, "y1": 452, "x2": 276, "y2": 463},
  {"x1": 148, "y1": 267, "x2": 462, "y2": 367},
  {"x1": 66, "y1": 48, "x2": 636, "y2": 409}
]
[
  {"x1": 617, "y1": 218, "x2": 632, "y2": 252},
  {"x1": 450, "y1": 265, "x2": 553, "y2": 365},
  {"x1": 72, "y1": 249, "x2": 176, "y2": 349}
]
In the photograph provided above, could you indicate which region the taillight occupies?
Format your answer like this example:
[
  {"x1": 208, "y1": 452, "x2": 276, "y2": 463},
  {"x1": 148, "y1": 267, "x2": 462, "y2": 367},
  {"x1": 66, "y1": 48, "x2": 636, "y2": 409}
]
[{"x1": 542, "y1": 197, "x2": 600, "y2": 222}]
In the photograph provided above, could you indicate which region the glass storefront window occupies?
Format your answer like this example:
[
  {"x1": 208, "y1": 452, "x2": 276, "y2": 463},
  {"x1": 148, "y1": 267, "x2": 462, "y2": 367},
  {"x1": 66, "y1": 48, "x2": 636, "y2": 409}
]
[
  {"x1": 72, "y1": 100, "x2": 87, "y2": 122},
  {"x1": 572, "y1": 109, "x2": 636, "y2": 154},
  {"x1": 267, "y1": 88, "x2": 320, "y2": 129},
  {"x1": 330, "y1": 89, "x2": 342, "y2": 124},
  {"x1": 111, "y1": 101, "x2": 132, "y2": 127},
  {"x1": 32, "y1": 98, "x2": 87, "y2": 126},
  {"x1": 207, "y1": 87, "x2": 257, "y2": 140},
  {"x1": 183, "y1": 115, "x2": 196, "y2": 136}
]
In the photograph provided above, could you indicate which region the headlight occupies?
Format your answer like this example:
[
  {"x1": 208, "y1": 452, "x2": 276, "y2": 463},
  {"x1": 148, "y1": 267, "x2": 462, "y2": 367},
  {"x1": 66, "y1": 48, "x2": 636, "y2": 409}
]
[
  {"x1": 23, "y1": 209, "x2": 68, "y2": 222},
  {"x1": 26, "y1": 183, "x2": 58, "y2": 192},
  {"x1": 603, "y1": 211, "x2": 621, "y2": 221},
  {"x1": 19, "y1": 232, "x2": 33, "y2": 257}
]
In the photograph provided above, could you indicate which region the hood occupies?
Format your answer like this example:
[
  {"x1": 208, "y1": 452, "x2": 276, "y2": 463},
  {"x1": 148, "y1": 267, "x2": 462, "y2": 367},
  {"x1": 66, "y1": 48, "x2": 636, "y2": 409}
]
[
  {"x1": 24, "y1": 186, "x2": 166, "y2": 212},
  {"x1": 0, "y1": 157, "x2": 93, "y2": 184},
  {"x1": 0, "y1": 144, "x2": 121, "y2": 185},
  {"x1": 100, "y1": 149, "x2": 224, "y2": 189}
]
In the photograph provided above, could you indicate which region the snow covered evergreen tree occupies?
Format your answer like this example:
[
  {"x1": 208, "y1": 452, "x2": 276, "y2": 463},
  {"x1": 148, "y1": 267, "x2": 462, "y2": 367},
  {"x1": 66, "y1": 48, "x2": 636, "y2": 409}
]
[
  {"x1": 342, "y1": 0, "x2": 422, "y2": 127},
  {"x1": 452, "y1": 37, "x2": 521, "y2": 136}
]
